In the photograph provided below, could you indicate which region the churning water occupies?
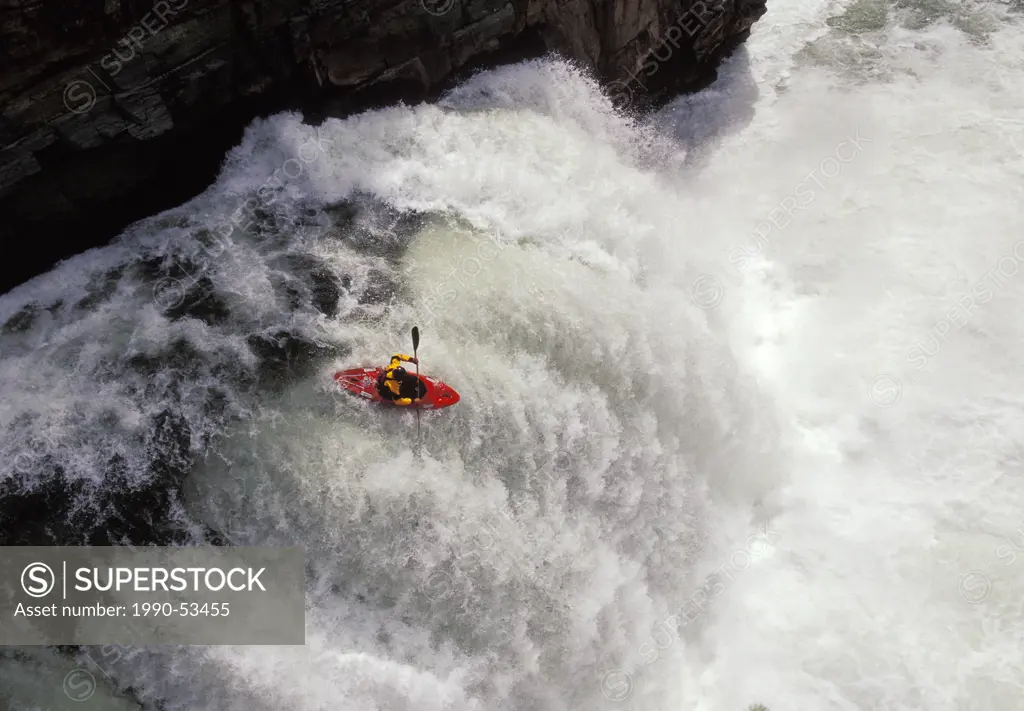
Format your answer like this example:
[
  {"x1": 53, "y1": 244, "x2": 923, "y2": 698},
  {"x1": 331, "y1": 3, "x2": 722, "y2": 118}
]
[{"x1": 1, "y1": 0, "x2": 1023, "y2": 708}]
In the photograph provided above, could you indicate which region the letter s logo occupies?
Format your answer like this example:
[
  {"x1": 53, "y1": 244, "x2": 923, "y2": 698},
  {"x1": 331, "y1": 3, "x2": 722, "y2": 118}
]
[{"x1": 22, "y1": 562, "x2": 55, "y2": 597}]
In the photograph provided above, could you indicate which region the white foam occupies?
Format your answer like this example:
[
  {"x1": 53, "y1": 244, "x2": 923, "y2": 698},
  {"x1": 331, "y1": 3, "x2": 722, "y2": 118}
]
[{"x1": 2, "y1": 1, "x2": 1023, "y2": 708}]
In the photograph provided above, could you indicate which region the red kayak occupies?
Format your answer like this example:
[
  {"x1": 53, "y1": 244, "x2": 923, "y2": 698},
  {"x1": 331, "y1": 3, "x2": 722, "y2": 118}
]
[{"x1": 333, "y1": 367, "x2": 460, "y2": 409}]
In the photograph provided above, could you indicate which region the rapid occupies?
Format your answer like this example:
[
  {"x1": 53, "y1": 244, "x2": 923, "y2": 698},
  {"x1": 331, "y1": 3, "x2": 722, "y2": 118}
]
[{"x1": 1, "y1": 0, "x2": 1023, "y2": 708}]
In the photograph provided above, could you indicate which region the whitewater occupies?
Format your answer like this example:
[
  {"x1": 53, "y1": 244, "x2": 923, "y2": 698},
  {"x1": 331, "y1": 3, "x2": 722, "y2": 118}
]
[{"x1": 2, "y1": 0, "x2": 1023, "y2": 708}]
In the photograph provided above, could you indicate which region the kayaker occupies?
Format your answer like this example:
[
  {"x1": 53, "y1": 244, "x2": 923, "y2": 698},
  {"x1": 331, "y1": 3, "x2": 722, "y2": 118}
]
[{"x1": 377, "y1": 353, "x2": 422, "y2": 405}]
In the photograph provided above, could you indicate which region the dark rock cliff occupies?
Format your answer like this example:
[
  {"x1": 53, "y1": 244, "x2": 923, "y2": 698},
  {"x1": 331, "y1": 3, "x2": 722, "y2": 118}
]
[{"x1": 0, "y1": 0, "x2": 766, "y2": 293}]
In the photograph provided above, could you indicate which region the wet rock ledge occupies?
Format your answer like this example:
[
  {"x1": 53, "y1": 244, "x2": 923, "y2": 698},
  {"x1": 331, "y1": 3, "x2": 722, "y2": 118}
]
[{"x1": 0, "y1": 0, "x2": 766, "y2": 293}]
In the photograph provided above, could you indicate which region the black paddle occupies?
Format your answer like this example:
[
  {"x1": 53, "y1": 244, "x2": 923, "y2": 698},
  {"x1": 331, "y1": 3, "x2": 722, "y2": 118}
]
[{"x1": 411, "y1": 326, "x2": 420, "y2": 450}]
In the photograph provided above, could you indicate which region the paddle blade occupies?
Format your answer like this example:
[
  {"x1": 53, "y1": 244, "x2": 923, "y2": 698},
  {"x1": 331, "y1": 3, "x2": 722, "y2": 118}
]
[{"x1": 412, "y1": 326, "x2": 419, "y2": 351}]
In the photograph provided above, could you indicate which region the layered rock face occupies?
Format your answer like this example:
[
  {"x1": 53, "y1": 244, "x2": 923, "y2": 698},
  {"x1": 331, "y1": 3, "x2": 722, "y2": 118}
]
[{"x1": 0, "y1": 0, "x2": 766, "y2": 292}]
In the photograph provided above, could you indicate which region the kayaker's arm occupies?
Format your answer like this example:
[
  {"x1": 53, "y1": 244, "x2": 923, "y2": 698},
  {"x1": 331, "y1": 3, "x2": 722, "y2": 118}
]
[
  {"x1": 390, "y1": 353, "x2": 419, "y2": 367},
  {"x1": 394, "y1": 397, "x2": 421, "y2": 406}
]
